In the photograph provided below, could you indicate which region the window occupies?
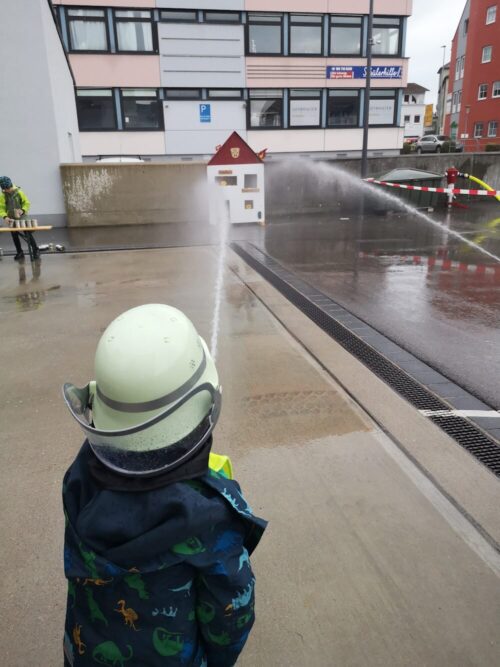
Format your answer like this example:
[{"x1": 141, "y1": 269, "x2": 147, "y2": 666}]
[
  {"x1": 328, "y1": 89, "x2": 360, "y2": 127},
  {"x1": 404, "y1": 94, "x2": 409, "y2": 102},
  {"x1": 455, "y1": 59, "x2": 460, "y2": 80},
  {"x1": 164, "y1": 89, "x2": 201, "y2": 99},
  {"x1": 160, "y1": 10, "x2": 197, "y2": 22},
  {"x1": 114, "y1": 10, "x2": 153, "y2": 52},
  {"x1": 244, "y1": 200, "x2": 254, "y2": 209},
  {"x1": 215, "y1": 176, "x2": 237, "y2": 186},
  {"x1": 458, "y1": 89, "x2": 462, "y2": 111},
  {"x1": 289, "y1": 89, "x2": 321, "y2": 127},
  {"x1": 369, "y1": 89, "x2": 397, "y2": 126},
  {"x1": 249, "y1": 90, "x2": 283, "y2": 128},
  {"x1": 464, "y1": 18, "x2": 469, "y2": 34},
  {"x1": 460, "y1": 56, "x2": 465, "y2": 78},
  {"x1": 67, "y1": 8, "x2": 108, "y2": 51},
  {"x1": 247, "y1": 14, "x2": 283, "y2": 55},
  {"x1": 474, "y1": 122, "x2": 484, "y2": 138},
  {"x1": 121, "y1": 89, "x2": 162, "y2": 130},
  {"x1": 482, "y1": 46, "x2": 492, "y2": 62},
  {"x1": 330, "y1": 16, "x2": 362, "y2": 56},
  {"x1": 478, "y1": 84, "x2": 488, "y2": 99},
  {"x1": 486, "y1": 5, "x2": 497, "y2": 23},
  {"x1": 414, "y1": 115, "x2": 421, "y2": 123},
  {"x1": 488, "y1": 120, "x2": 498, "y2": 137},
  {"x1": 404, "y1": 114, "x2": 410, "y2": 122},
  {"x1": 493, "y1": 81, "x2": 500, "y2": 97},
  {"x1": 372, "y1": 17, "x2": 402, "y2": 56},
  {"x1": 290, "y1": 14, "x2": 323, "y2": 55},
  {"x1": 244, "y1": 174, "x2": 258, "y2": 189},
  {"x1": 76, "y1": 89, "x2": 116, "y2": 131},
  {"x1": 203, "y1": 11, "x2": 241, "y2": 23},
  {"x1": 452, "y1": 91, "x2": 457, "y2": 113},
  {"x1": 207, "y1": 89, "x2": 243, "y2": 99}
]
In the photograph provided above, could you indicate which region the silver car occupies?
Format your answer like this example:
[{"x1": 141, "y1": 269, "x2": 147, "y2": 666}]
[{"x1": 415, "y1": 135, "x2": 463, "y2": 153}]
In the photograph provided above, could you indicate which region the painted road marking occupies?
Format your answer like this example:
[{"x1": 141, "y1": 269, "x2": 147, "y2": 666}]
[{"x1": 419, "y1": 409, "x2": 500, "y2": 418}]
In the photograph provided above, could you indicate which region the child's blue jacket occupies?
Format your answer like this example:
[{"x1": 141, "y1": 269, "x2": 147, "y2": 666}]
[{"x1": 63, "y1": 442, "x2": 267, "y2": 667}]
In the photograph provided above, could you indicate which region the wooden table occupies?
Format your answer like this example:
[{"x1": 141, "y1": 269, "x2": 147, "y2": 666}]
[{"x1": 0, "y1": 225, "x2": 53, "y2": 260}]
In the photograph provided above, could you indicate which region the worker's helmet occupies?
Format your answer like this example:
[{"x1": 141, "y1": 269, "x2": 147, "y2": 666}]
[
  {"x1": 63, "y1": 304, "x2": 221, "y2": 477},
  {"x1": 0, "y1": 176, "x2": 13, "y2": 190}
]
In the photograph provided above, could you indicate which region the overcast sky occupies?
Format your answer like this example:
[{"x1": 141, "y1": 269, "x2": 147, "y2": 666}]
[{"x1": 406, "y1": 0, "x2": 467, "y2": 105}]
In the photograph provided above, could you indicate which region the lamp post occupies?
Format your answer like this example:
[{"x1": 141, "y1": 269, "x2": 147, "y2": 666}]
[
  {"x1": 464, "y1": 105, "x2": 471, "y2": 151},
  {"x1": 361, "y1": 0, "x2": 374, "y2": 179}
]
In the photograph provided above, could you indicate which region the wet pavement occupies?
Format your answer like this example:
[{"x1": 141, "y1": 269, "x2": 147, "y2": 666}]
[{"x1": 1, "y1": 246, "x2": 500, "y2": 666}]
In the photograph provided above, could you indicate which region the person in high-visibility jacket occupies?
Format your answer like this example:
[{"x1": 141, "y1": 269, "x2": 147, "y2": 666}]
[
  {"x1": 61, "y1": 304, "x2": 267, "y2": 667},
  {"x1": 0, "y1": 176, "x2": 40, "y2": 260}
]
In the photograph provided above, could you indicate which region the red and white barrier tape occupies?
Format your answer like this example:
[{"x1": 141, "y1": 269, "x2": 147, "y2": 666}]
[
  {"x1": 358, "y1": 251, "x2": 500, "y2": 276},
  {"x1": 365, "y1": 178, "x2": 500, "y2": 197}
]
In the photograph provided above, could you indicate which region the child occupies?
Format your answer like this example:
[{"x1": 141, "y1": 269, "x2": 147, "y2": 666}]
[
  {"x1": 62, "y1": 304, "x2": 267, "y2": 666},
  {"x1": 0, "y1": 176, "x2": 40, "y2": 260}
]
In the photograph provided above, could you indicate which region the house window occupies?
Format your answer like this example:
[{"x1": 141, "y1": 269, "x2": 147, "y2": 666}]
[
  {"x1": 486, "y1": 5, "x2": 497, "y2": 23},
  {"x1": 244, "y1": 200, "x2": 254, "y2": 210},
  {"x1": 404, "y1": 114, "x2": 410, "y2": 122},
  {"x1": 244, "y1": 174, "x2": 258, "y2": 188},
  {"x1": 414, "y1": 115, "x2": 421, "y2": 123},
  {"x1": 164, "y1": 89, "x2": 201, "y2": 99},
  {"x1": 464, "y1": 18, "x2": 469, "y2": 34},
  {"x1": 369, "y1": 89, "x2": 397, "y2": 126},
  {"x1": 488, "y1": 120, "x2": 498, "y2": 137},
  {"x1": 372, "y1": 17, "x2": 402, "y2": 56},
  {"x1": 247, "y1": 14, "x2": 283, "y2": 55},
  {"x1": 455, "y1": 59, "x2": 460, "y2": 80},
  {"x1": 404, "y1": 94, "x2": 409, "y2": 103},
  {"x1": 67, "y1": 8, "x2": 108, "y2": 51},
  {"x1": 482, "y1": 46, "x2": 493, "y2": 62},
  {"x1": 203, "y1": 11, "x2": 241, "y2": 23},
  {"x1": 474, "y1": 122, "x2": 484, "y2": 138},
  {"x1": 459, "y1": 56, "x2": 465, "y2": 78},
  {"x1": 478, "y1": 84, "x2": 488, "y2": 99},
  {"x1": 290, "y1": 14, "x2": 323, "y2": 55},
  {"x1": 121, "y1": 89, "x2": 163, "y2": 130},
  {"x1": 249, "y1": 90, "x2": 283, "y2": 128},
  {"x1": 216, "y1": 176, "x2": 237, "y2": 186},
  {"x1": 458, "y1": 89, "x2": 462, "y2": 111},
  {"x1": 289, "y1": 89, "x2": 321, "y2": 127},
  {"x1": 114, "y1": 10, "x2": 153, "y2": 52},
  {"x1": 207, "y1": 89, "x2": 243, "y2": 99},
  {"x1": 493, "y1": 81, "x2": 500, "y2": 97},
  {"x1": 76, "y1": 89, "x2": 116, "y2": 130},
  {"x1": 160, "y1": 10, "x2": 197, "y2": 22},
  {"x1": 328, "y1": 89, "x2": 360, "y2": 127},
  {"x1": 329, "y1": 16, "x2": 362, "y2": 56}
]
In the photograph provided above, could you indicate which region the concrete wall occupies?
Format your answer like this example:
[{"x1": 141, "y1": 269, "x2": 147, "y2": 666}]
[
  {"x1": 0, "y1": 0, "x2": 80, "y2": 226},
  {"x1": 61, "y1": 152, "x2": 500, "y2": 226}
]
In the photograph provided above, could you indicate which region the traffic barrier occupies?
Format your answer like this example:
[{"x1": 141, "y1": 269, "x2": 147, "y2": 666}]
[
  {"x1": 364, "y1": 178, "x2": 500, "y2": 197},
  {"x1": 358, "y1": 251, "x2": 500, "y2": 276}
]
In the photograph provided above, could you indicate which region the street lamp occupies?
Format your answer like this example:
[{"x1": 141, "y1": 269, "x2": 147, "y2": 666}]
[
  {"x1": 464, "y1": 105, "x2": 471, "y2": 151},
  {"x1": 361, "y1": 0, "x2": 374, "y2": 179}
]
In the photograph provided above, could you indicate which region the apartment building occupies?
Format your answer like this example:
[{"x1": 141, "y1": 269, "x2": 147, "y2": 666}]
[
  {"x1": 51, "y1": 1, "x2": 413, "y2": 159},
  {"x1": 445, "y1": 0, "x2": 499, "y2": 150},
  {"x1": 401, "y1": 83, "x2": 427, "y2": 139}
]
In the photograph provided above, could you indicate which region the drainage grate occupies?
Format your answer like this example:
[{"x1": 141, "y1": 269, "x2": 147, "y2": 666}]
[{"x1": 231, "y1": 241, "x2": 500, "y2": 478}]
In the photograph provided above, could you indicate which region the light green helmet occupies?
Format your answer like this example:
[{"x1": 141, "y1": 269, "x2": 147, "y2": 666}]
[{"x1": 63, "y1": 304, "x2": 221, "y2": 476}]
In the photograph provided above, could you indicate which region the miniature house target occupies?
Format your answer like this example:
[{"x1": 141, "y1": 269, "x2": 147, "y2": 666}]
[{"x1": 207, "y1": 132, "x2": 265, "y2": 225}]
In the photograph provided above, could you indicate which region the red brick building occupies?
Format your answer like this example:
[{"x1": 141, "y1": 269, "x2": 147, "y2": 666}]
[{"x1": 445, "y1": 0, "x2": 499, "y2": 151}]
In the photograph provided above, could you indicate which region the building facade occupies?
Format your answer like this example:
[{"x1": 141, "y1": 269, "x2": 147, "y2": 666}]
[
  {"x1": 436, "y1": 62, "x2": 450, "y2": 135},
  {"x1": 401, "y1": 83, "x2": 427, "y2": 139},
  {"x1": 445, "y1": 0, "x2": 499, "y2": 150},
  {"x1": 51, "y1": 0, "x2": 413, "y2": 160}
]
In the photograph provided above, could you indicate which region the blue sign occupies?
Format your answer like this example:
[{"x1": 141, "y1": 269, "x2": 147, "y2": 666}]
[
  {"x1": 199, "y1": 103, "x2": 211, "y2": 123},
  {"x1": 327, "y1": 65, "x2": 402, "y2": 80}
]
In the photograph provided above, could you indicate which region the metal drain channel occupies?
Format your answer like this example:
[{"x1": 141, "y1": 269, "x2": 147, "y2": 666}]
[{"x1": 231, "y1": 241, "x2": 500, "y2": 478}]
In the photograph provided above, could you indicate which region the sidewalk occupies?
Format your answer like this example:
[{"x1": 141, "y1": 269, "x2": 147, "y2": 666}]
[{"x1": 1, "y1": 246, "x2": 499, "y2": 666}]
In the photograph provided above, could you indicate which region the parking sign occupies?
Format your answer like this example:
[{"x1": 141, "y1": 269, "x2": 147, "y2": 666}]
[{"x1": 199, "y1": 104, "x2": 211, "y2": 123}]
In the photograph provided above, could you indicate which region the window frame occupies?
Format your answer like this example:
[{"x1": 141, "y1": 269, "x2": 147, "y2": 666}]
[
  {"x1": 327, "y1": 88, "x2": 361, "y2": 128},
  {"x1": 75, "y1": 88, "x2": 117, "y2": 132},
  {"x1": 371, "y1": 15, "x2": 403, "y2": 57},
  {"x1": 288, "y1": 89, "x2": 322, "y2": 129},
  {"x1": 474, "y1": 122, "x2": 484, "y2": 138},
  {"x1": 493, "y1": 81, "x2": 500, "y2": 97},
  {"x1": 120, "y1": 88, "x2": 164, "y2": 132},
  {"x1": 478, "y1": 83, "x2": 488, "y2": 100},
  {"x1": 66, "y1": 6, "x2": 110, "y2": 54},
  {"x1": 113, "y1": 9, "x2": 156, "y2": 55},
  {"x1": 207, "y1": 89, "x2": 243, "y2": 100},
  {"x1": 164, "y1": 89, "x2": 202, "y2": 100},
  {"x1": 246, "y1": 13, "x2": 284, "y2": 56},
  {"x1": 486, "y1": 5, "x2": 497, "y2": 24},
  {"x1": 159, "y1": 9, "x2": 198, "y2": 23},
  {"x1": 247, "y1": 89, "x2": 284, "y2": 129},
  {"x1": 203, "y1": 10, "x2": 242, "y2": 24},
  {"x1": 368, "y1": 89, "x2": 398, "y2": 127},
  {"x1": 488, "y1": 120, "x2": 498, "y2": 137},
  {"x1": 482, "y1": 45, "x2": 493, "y2": 63},
  {"x1": 329, "y1": 15, "x2": 363, "y2": 57},
  {"x1": 414, "y1": 115, "x2": 421, "y2": 123},
  {"x1": 289, "y1": 14, "x2": 324, "y2": 57}
]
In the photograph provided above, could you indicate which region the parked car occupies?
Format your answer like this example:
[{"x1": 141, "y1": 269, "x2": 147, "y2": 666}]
[{"x1": 415, "y1": 135, "x2": 464, "y2": 154}]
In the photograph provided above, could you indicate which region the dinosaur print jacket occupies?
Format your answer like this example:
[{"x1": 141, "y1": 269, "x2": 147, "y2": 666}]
[{"x1": 63, "y1": 442, "x2": 267, "y2": 667}]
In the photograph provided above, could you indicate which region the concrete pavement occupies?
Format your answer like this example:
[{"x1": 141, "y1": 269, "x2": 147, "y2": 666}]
[{"x1": 0, "y1": 247, "x2": 499, "y2": 666}]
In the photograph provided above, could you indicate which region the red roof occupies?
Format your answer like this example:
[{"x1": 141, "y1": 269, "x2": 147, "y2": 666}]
[{"x1": 208, "y1": 132, "x2": 263, "y2": 166}]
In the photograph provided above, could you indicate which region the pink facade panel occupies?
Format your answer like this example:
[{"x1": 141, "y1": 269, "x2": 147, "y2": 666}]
[
  {"x1": 245, "y1": 0, "x2": 412, "y2": 14},
  {"x1": 70, "y1": 55, "x2": 160, "y2": 88},
  {"x1": 52, "y1": 0, "x2": 155, "y2": 6}
]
